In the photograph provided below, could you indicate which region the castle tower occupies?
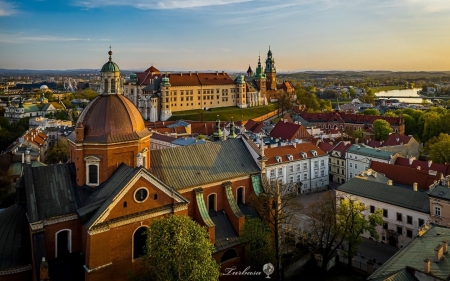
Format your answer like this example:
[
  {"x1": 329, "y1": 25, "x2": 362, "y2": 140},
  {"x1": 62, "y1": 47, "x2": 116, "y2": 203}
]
[
  {"x1": 69, "y1": 48, "x2": 152, "y2": 187},
  {"x1": 246, "y1": 65, "x2": 253, "y2": 77},
  {"x1": 264, "y1": 46, "x2": 277, "y2": 90},
  {"x1": 160, "y1": 74, "x2": 172, "y2": 121},
  {"x1": 235, "y1": 74, "x2": 247, "y2": 108},
  {"x1": 254, "y1": 54, "x2": 267, "y2": 100}
]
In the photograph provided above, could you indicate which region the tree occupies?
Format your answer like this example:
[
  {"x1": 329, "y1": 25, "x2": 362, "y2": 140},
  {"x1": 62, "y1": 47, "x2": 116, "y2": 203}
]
[
  {"x1": 337, "y1": 196, "x2": 383, "y2": 267},
  {"x1": 361, "y1": 109, "x2": 380, "y2": 116},
  {"x1": 373, "y1": 119, "x2": 392, "y2": 141},
  {"x1": 383, "y1": 111, "x2": 397, "y2": 117},
  {"x1": 424, "y1": 134, "x2": 450, "y2": 164},
  {"x1": 240, "y1": 217, "x2": 276, "y2": 271},
  {"x1": 348, "y1": 88, "x2": 356, "y2": 99},
  {"x1": 402, "y1": 114, "x2": 417, "y2": 136},
  {"x1": 46, "y1": 139, "x2": 70, "y2": 164},
  {"x1": 251, "y1": 177, "x2": 300, "y2": 280},
  {"x1": 145, "y1": 215, "x2": 220, "y2": 281},
  {"x1": 352, "y1": 130, "x2": 364, "y2": 140},
  {"x1": 276, "y1": 91, "x2": 293, "y2": 116},
  {"x1": 420, "y1": 112, "x2": 441, "y2": 142}
]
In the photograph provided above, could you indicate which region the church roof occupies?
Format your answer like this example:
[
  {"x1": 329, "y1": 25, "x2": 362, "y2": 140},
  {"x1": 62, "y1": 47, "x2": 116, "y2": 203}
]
[
  {"x1": 101, "y1": 61, "x2": 120, "y2": 73},
  {"x1": 75, "y1": 94, "x2": 151, "y2": 144},
  {"x1": 24, "y1": 163, "x2": 78, "y2": 223},
  {"x1": 150, "y1": 138, "x2": 260, "y2": 191},
  {"x1": 0, "y1": 204, "x2": 31, "y2": 271}
]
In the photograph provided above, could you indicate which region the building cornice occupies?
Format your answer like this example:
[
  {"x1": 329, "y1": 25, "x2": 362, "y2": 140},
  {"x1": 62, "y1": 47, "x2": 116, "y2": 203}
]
[{"x1": 29, "y1": 213, "x2": 78, "y2": 231}]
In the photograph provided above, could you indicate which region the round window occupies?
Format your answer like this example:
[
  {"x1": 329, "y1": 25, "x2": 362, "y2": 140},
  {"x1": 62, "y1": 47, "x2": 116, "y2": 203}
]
[{"x1": 134, "y1": 188, "x2": 148, "y2": 203}]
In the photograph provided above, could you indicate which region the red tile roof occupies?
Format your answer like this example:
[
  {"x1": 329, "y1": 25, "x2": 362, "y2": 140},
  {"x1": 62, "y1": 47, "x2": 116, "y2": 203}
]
[
  {"x1": 151, "y1": 133, "x2": 176, "y2": 142},
  {"x1": 395, "y1": 157, "x2": 450, "y2": 176},
  {"x1": 318, "y1": 141, "x2": 335, "y2": 152},
  {"x1": 264, "y1": 142, "x2": 327, "y2": 165},
  {"x1": 331, "y1": 141, "x2": 352, "y2": 157},
  {"x1": 384, "y1": 133, "x2": 412, "y2": 146},
  {"x1": 145, "y1": 66, "x2": 160, "y2": 73},
  {"x1": 162, "y1": 72, "x2": 235, "y2": 87},
  {"x1": 370, "y1": 161, "x2": 440, "y2": 190},
  {"x1": 269, "y1": 121, "x2": 312, "y2": 141},
  {"x1": 299, "y1": 112, "x2": 402, "y2": 126},
  {"x1": 244, "y1": 119, "x2": 264, "y2": 133}
]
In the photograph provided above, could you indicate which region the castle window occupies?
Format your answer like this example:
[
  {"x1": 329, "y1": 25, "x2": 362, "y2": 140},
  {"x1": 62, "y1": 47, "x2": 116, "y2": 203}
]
[
  {"x1": 84, "y1": 155, "x2": 101, "y2": 186},
  {"x1": 104, "y1": 79, "x2": 108, "y2": 93},
  {"x1": 133, "y1": 227, "x2": 148, "y2": 259},
  {"x1": 124, "y1": 201, "x2": 127, "y2": 208}
]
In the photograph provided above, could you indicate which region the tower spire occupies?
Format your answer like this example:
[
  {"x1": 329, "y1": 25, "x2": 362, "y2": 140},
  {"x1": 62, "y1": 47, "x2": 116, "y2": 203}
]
[
  {"x1": 228, "y1": 117, "x2": 237, "y2": 139},
  {"x1": 108, "y1": 46, "x2": 112, "y2": 62}
]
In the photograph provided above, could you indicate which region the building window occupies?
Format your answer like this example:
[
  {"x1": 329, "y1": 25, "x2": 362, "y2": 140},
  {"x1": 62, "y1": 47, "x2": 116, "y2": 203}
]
[
  {"x1": 350, "y1": 173, "x2": 353, "y2": 178},
  {"x1": 236, "y1": 187, "x2": 244, "y2": 205},
  {"x1": 407, "y1": 216, "x2": 412, "y2": 225},
  {"x1": 289, "y1": 165, "x2": 294, "y2": 172},
  {"x1": 419, "y1": 219, "x2": 424, "y2": 227},
  {"x1": 314, "y1": 170, "x2": 319, "y2": 178},
  {"x1": 370, "y1": 205, "x2": 375, "y2": 213},
  {"x1": 383, "y1": 222, "x2": 388, "y2": 230},
  {"x1": 355, "y1": 164, "x2": 358, "y2": 169},
  {"x1": 289, "y1": 176, "x2": 294, "y2": 183},
  {"x1": 350, "y1": 163, "x2": 353, "y2": 168},
  {"x1": 407, "y1": 229, "x2": 413, "y2": 238},
  {"x1": 297, "y1": 164, "x2": 301, "y2": 171},
  {"x1": 396, "y1": 213, "x2": 402, "y2": 222},
  {"x1": 397, "y1": 226, "x2": 402, "y2": 235},
  {"x1": 320, "y1": 159, "x2": 325, "y2": 166},
  {"x1": 55, "y1": 229, "x2": 72, "y2": 258},
  {"x1": 270, "y1": 170, "x2": 275, "y2": 177},
  {"x1": 303, "y1": 163, "x2": 308, "y2": 170},
  {"x1": 296, "y1": 174, "x2": 301, "y2": 182},
  {"x1": 208, "y1": 194, "x2": 216, "y2": 211},
  {"x1": 435, "y1": 206, "x2": 441, "y2": 216},
  {"x1": 134, "y1": 188, "x2": 149, "y2": 203},
  {"x1": 111, "y1": 79, "x2": 116, "y2": 93},
  {"x1": 383, "y1": 209, "x2": 388, "y2": 218},
  {"x1": 320, "y1": 169, "x2": 325, "y2": 176},
  {"x1": 88, "y1": 165, "x2": 98, "y2": 185},
  {"x1": 133, "y1": 227, "x2": 148, "y2": 259},
  {"x1": 278, "y1": 168, "x2": 282, "y2": 176},
  {"x1": 303, "y1": 173, "x2": 307, "y2": 180}
]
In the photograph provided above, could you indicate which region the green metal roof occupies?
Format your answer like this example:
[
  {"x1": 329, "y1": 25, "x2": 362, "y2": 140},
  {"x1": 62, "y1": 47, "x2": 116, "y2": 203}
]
[
  {"x1": 150, "y1": 138, "x2": 260, "y2": 191},
  {"x1": 368, "y1": 224, "x2": 450, "y2": 280},
  {"x1": 100, "y1": 61, "x2": 120, "y2": 72},
  {"x1": 338, "y1": 178, "x2": 429, "y2": 213},
  {"x1": 347, "y1": 144, "x2": 394, "y2": 160},
  {"x1": 369, "y1": 268, "x2": 418, "y2": 281}
]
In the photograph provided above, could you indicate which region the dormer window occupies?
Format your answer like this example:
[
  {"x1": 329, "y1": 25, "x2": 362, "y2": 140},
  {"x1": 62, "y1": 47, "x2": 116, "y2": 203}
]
[
  {"x1": 275, "y1": 156, "x2": 282, "y2": 163},
  {"x1": 84, "y1": 155, "x2": 101, "y2": 186},
  {"x1": 300, "y1": 152, "x2": 307, "y2": 159},
  {"x1": 311, "y1": 150, "x2": 318, "y2": 157},
  {"x1": 287, "y1": 154, "x2": 293, "y2": 161}
]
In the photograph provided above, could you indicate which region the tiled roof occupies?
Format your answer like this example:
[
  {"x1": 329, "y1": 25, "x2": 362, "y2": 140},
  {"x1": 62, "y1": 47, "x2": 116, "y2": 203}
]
[
  {"x1": 264, "y1": 143, "x2": 327, "y2": 165},
  {"x1": 331, "y1": 141, "x2": 352, "y2": 158},
  {"x1": 151, "y1": 133, "x2": 176, "y2": 142},
  {"x1": 370, "y1": 161, "x2": 439, "y2": 190},
  {"x1": 384, "y1": 133, "x2": 413, "y2": 146},
  {"x1": 347, "y1": 144, "x2": 394, "y2": 160},
  {"x1": 144, "y1": 66, "x2": 160, "y2": 73},
  {"x1": 368, "y1": 225, "x2": 450, "y2": 281},
  {"x1": 172, "y1": 138, "x2": 205, "y2": 146},
  {"x1": 338, "y1": 178, "x2": 430, "y2": 213},
  {"x1": 0, "y1": 204, "x2": 31, "y2": 270},
  {"x1": 24, "y1": 163, "x2": 78, "y2": 223},
  {"x1": 150, "y1": 138, "x2": 260, "y2": 190},
  {"x1": 395, "y1": 157, "x2": 450, "y2": 176},
  {"x1": 269, "y1": 121, "x2": 312, "y2": 141},
  {"x1": 428, "y1": 184, "x2": 450, "y2": 200},
  {"x1": 317, "y1": 141, "x2": 336, "y2": 153},
  {"x1": 291, "y1": 114, "x2": 314, "y2": 127},
  {"x1": 369, "y1": 268, "x2": 418, "y2": 281},
  {"x1": 244, "y1": 119, "x2": 264, "y2": 133},
  {"x1": 209, "y1": 210, "x2": 240, "y2": 253}
]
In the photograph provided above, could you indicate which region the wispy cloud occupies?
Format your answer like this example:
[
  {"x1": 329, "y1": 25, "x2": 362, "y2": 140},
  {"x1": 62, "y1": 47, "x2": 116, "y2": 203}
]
[
  {"x1": 401, "y1": 0, "x2": 450, "y2": 12},
  {"x1": 0, "y1": 34, "x2": 92, "y2": 43},
  {"x1": 74, "y1": 0, "x2": 252, "y2": 9},
  {"x1": 0, "y1": 0, "x2": 18, "y2": 16}
]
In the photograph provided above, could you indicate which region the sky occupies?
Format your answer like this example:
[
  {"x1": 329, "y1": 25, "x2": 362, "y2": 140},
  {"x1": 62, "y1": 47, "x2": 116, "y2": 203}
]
[{"x1": 1, "y1": 0, "x2": 450, "y2": 71}]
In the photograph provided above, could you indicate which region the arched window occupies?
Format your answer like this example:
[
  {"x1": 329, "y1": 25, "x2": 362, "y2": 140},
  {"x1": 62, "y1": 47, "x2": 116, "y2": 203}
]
[
  {"x1": 55, "y1": 229, "x2": 72, "y2": 258},
  {"x1": 221, "y1": 249, "x2": 238, "y2": 263},
  {"x1": 133, "y1": 227, "x2": 148, "y2": 259},
  {"x1": 88, "y1": 165, "x2": 98, "y2": 185},
  {"x1": 104, "y1": 79, "x2": 108, "y2": 93},
  {"x1": 84, "y1": 156, "x2": 101, "y2": 186},
  {"x1": 208, "y1": 194, "x2": 216, "y2": 211},
  {"x1": 236, "y1": 187, "x2": 244, "y2": 205},
  {"x1": 123, "y1": 201, "x2": 127, "y2": 208},
  {"x1": 111, "y1": 79, "x2": 116, "y2": 93}
]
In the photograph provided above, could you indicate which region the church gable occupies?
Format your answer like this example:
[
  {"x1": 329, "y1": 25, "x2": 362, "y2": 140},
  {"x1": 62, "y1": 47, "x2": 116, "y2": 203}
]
[{"x1": 84, "y1": 168, "x2": 189, "y2": 231}]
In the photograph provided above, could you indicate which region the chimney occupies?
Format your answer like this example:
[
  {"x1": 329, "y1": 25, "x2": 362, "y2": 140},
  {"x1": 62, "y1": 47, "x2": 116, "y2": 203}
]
[
  {"x1": 387, "y1": 180, "x2": 393, "y2": 185},
  {"x1": 222, "y1": 71, "x2": 225, "y2": 75},
  {"x1": 40, "y1": 257, "x2": 49, "y2": 281},
  {"x1": 409, "y1": 156, "x2": 414, "y2": 165},
  {"x1": 180, "y1": 72, "x2": 182, "y2": 76},
  {"x1": 293, "y1": 143, "x2": 296, "y2": 148},
  {"x1": 417, "y1": 166, "x2": 421, "y2": 170},
  {"x1": 189, "y1": 71, "x2": 192, "y2": 76},
  {"x1": 428, "y1": 160, "x2": 433, "y2": 168},
  {"x1": 413, "y1": 182, "x2": 418, "y2": 192},
  {"x1": 443, "y1": 241, "x2": 448, "y2": 254},
  {"x1": 435, "y1": 244, "x2": 444, "y2": 262},
  {"x1": 424, "y1": 258, "x2": 431, "y2": 274},
  {"x1": 216, "y1": 71, "x2": 218, "y2": 76}
]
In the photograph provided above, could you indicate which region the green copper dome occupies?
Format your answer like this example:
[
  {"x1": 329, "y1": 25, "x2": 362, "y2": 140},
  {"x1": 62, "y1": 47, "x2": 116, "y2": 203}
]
[{"x1": 100, "y1": 49, "x2": 120, "y2": 73}]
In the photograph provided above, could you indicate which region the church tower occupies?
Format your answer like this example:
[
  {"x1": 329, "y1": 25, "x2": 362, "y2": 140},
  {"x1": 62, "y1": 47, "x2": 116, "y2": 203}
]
[
  {"x1": 264, "y1": 46, "x2": 277, "y2": 90},
  {"x1": 69, "y1": 49, "x2": 152, "y2": 187},
  {"x1": 254, "y1": 55, "x2": 267, "y2": 99}
]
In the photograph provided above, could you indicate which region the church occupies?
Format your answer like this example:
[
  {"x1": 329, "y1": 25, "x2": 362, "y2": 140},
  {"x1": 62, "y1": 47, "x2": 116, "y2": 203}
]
[
  {"x1": 123, "y1": 47, "x2": 295, "y2": 121},
  {"x1": 0, "y1": 50, "x2": 264, "y2": 281}
]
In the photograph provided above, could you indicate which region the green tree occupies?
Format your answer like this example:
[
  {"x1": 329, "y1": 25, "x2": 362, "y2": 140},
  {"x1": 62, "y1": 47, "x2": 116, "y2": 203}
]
[
  {"x1": 352, "y1": 130, "x2": 364, "y2": 140},
  {"x1": 240, "y1": 217, "x2": 275, "y2": 271},
  {"x1": 383, "y1": 111, "x2": 397, "y2": 117},
  {"x1": 348, "y1": 88, "x2": 356, "y2": 99},
  {"x1": 46, "y1": 139, "x2": 70, "y2": 164},
  {"x1": 361, "y1": 109, "x2": 380, "y2": 116},
  {"x1": 145, "y1": 215, "x2": 220, "y2": 281},
  {"x1": 424, "y1": 134, "x2": 450, "y2": 164},
  {"x1": 82, "y1": 88, "x2": 99, "y2": 101},
  {"x1": 276, "y1": 91, "x2": 294, "y2": 116},
  {"x1": 337, "y1": 197, "x2": 383, "y2": 267},
  {"x1": 402, "y1": 114, "x2": 417, "y2": 136},
  {"x1": 420, "y1": 112, "x2": 441, "y2": 142},
  {"x1": 373, "y1": 119, "x2": 393, "y2": 141}
]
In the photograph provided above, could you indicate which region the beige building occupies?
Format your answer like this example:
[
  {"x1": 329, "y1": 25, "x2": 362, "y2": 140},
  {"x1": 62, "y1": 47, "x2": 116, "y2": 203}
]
[{"x1": 428, "y1": 176, "x2": 450, "y2": 227}]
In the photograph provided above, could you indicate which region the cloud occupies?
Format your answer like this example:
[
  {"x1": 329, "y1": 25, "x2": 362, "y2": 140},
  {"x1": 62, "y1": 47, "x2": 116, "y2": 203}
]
[
  {"x1": 0, "y1": 34, "x2": 92, "y2": 43},
  {"x1": 74, "y1": 0, "x2": 252, "y2": 9},
  {"x1": 401, "y1": 0, "x2": 450, "y2": 12},
  {"x1": 0, "y1": 0, "x2": 18, "y2": 16}
]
